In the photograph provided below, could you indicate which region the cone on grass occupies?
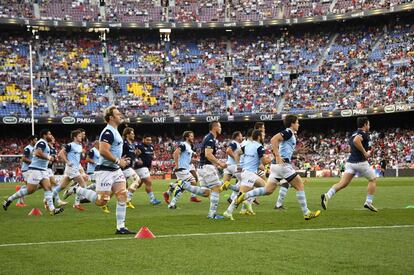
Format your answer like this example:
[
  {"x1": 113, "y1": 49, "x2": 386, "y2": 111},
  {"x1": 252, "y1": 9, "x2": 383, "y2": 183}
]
[
  {"x1": 28, "y1": 208, "x2": 42, "y2": 216},
  {"x1": 135, "y1": 227, "x2": 155, "y2": 239}
]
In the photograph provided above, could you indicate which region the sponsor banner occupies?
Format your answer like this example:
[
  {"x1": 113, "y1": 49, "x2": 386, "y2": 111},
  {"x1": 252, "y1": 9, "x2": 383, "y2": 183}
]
[{"x1": 0, "y1": 105, "x2": 413, "y2": 125}]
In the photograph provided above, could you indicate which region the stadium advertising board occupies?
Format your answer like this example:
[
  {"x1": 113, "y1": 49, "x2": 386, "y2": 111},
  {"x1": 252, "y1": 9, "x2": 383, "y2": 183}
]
[{"x1": 1, "y1": 104, "x2": 413, "y2": 125}]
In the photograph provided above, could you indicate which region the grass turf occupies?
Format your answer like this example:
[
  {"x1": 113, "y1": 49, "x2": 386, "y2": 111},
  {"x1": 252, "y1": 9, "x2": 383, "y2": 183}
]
[{"x1": 0, "y1": 177, "x2": 413, "y2": 274}]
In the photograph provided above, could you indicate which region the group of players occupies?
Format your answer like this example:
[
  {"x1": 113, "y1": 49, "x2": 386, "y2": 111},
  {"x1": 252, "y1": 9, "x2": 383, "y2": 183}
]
[{"x1": 2, "y1": 106, "x2": 379, "y2": 234}]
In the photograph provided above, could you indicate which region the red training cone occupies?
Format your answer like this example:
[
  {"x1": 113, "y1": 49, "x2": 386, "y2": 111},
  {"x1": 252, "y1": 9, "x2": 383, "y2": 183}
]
[
  {"x1": 28, "y1": 208, "x2": 43, "y2": 216},
  {"x1": 135, "y1": 227, "x2": 155, "y2": 239}
]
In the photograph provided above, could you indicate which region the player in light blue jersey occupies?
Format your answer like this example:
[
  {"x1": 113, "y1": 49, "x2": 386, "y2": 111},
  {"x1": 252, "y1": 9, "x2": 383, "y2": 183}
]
[
  {"x1": 69, "y1": 106, "x2": 135, "y2": 234},
  {"x1": 224, "y1": 130, "x2": 271, "y2": 220},
  {"x1": 221, "y1": 131, "x2": 243, "y2": 192},
  {"x1": 51, "y1": 129, "x2": 88, "y2": 211},
  {"x1": 16, "y1": 135, "x2": 37, "y2": 207},
  {"x1": 86, "y1": 140, "x2": 100, "y2": 181},
  {"x1": 47, "y1": 135, "x2": 67, "y2": 208},
  {"x1": 167, "y1": 131, "x2": 202, "y2": 208},
  {"x1": 3, "y1": 129, "x2": 64, "y2": 216},
  {"x1": 236, "y1": 115, "x2": 321, "y2": 220}
]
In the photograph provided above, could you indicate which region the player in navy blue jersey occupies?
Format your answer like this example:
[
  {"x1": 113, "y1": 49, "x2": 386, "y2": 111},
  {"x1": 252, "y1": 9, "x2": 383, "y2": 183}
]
[
  {"x1": 321, "y1": 117, "x2": 378, "y2": 212},
  {"x1": 134, "y1": 134, "x2": 161, "y2": 205},
  {"x1": 121, "y1": 127, "x2": 142, "y2": 209},
  {"x1": 174, "y1": 121, "x2": 228, "y2": 219}
]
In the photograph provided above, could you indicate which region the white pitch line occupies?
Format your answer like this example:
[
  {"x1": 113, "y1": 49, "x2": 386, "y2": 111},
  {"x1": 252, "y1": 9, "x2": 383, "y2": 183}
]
[{"x1": 0, "y1": 224, "x2": 413, "y2": 248}]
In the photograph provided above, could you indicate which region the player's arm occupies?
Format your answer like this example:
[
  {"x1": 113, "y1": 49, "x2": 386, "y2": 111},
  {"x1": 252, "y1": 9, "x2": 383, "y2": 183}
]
[
  {"x1": 58, "y1": 144, "x2": 72, "y2": 167},
  {"x1": 100, "y1": 131, "x2": 129, "y2": 168},
  {"x1": 270, "y1": 133, "x2": 285, "y2": 164},
  {"x1": 21, "y1": 148, "x2": 31, "y2": 164},
  {"x1": 85, "y1": 150, "x2": 95, "y2": 164},
  {"x1": 205, "y1": 148, "x2": 227, "y2": 169},
  {"x1": 34, "y1": 141, "x2": 54, "y2": 162},
  {"x1": 258, "y1": 145, "x2": 271, "y2": 166},
  {"x1": 353, "y1": 135, "x2": 370, "y2": 159},
  {"x1": 172, "y1": 146, "x2": 182, "y2": 170},
  {"x1": 226, "y1": 146, "x2": 236, "y2": 159}
]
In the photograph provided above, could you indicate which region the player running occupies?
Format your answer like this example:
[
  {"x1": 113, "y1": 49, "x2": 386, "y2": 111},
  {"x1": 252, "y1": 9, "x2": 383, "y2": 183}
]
[
  {"x1": 17, "y1": 135, "x2": 37, "y2": 207},
  {"x1": 224, "y1": 130, "x2": 271, "y2": 220},
  {"x1": 173, "y1": 121, "x2": 228, "y2": 219},
  {"x1": 48, "y1": 135, "x2": 66, "y2": 207},
  {"x1": 235, "y1": 115, "x2": 321, "y2": 220},
  {"x1": 67, "y1": 106, "x2": 135, "y2": 234},
  {"x1": 121, "y1": 127, "x2": 142, "y2": 209},
  {"x1": 52, "y1": 129, "x2": 88, "y2": 211},
  {"x1": 167, "y1": 131, "x2": 201, "y2": 209},
  {"x1": 321, "y1": 116, "x2": 378, "y2": 212},
  {"x1": 132, "y1": 134, "x2": 161, "y2": 205},
  {"x1": 3, "y1": 129, "x2": 64, "y2": 215}
]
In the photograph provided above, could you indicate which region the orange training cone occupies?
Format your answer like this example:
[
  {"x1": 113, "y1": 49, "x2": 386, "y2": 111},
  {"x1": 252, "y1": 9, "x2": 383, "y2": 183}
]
[
  {"x1": 135, "y1": 227, "x2": 155, "y2": 239},
  {"x1": 28, "y1": 208, "x2": 43, "y2": 216}
]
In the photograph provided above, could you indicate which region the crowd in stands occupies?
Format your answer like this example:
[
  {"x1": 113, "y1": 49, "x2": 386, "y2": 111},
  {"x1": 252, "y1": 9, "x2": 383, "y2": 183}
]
[
  {"x1": 0, "y1": 127, "x2": 413, "y2": 180},
  {"x1": 1, "y1": 0, "x2": 413, "y2": 23},
  {"x1": 1, "y1": 21, "x2": 413, "y2": 117}
]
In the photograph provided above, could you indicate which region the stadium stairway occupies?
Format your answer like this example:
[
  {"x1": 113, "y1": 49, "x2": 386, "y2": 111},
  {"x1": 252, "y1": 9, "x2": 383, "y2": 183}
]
[{"x1": 315, "y1": 32, "x2": 339, "y2": 72}]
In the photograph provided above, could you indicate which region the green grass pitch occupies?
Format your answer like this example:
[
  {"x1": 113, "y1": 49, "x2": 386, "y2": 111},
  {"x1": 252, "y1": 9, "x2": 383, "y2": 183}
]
[{"x1": 0, "y1": 177, "x2": 413, "y2": 274}]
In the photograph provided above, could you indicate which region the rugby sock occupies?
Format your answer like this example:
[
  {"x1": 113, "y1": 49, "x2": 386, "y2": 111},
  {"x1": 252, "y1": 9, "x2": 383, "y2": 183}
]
[
  {"x1": 44, "y1": 191, "x2": 55, "y2": 211},
  {"x1": 52, "y1": 186, "x2": 62, "y2": 197},
  {"x1": 326, "y1": 187, "x2": 336, "y2": 199},
  {"x1": 116, "y1": 201, "x2": 126, "y2": 230},
  {"x1": 208, "y1": 192, "x2": 219, "y2": 217},
  {"x1": 17, "y1": 186, "x2": 27, "y2": 204},
  {"x1": 8, "y1": 188, "x2": 28, "y2": 202},
  {"x1": 247, "y1": 197, "x2": 255, "y2": 204},
  {"x1": 229, "y1": 184, "x2": 239, "y2": 192},
  {"x1": 365, "y1": 194, "x2": 374, "y2": 204},
  {"x1": 230, "y1": 191, "x2": 238, "y2": 201},
  {"x1": 147, "y1": 192, "x2": 156, "y2": 202},
  {"x1": 87, "y1": 183, "x2": 96, "y2": 190},
  {"x1": 127, "y1": 191, "x2": 134, "y2": 202},
  {"x1": 191, "y1": 193, "x2": 197, "y2": 198},
  {"x1": 276, "y1": 186, "x2": 288, "y2": 207},
  {"x1": 226, "y1": 199, "x2": 237, "y2": 214},
  {"x1": 74, "y1": 194, "x2": 81, "y2": 206},
  {"x1": 75, "y1": 187, "x2": 97, "y2": 203},
  {"x1": 170, "y1": 190, "x2": 183, "y2": 207},
  {"x1": 182, "y1": 181, "x2": 208, "y2": 196},
  {"x1": 167, "y1": 182, "x2": 175, "y2": 195},
  {"x1": 245, "y1": 187, "x2": 266, "y2": 199},
  {"x1": 296, "y1": 191, "x2": 310, "y2": 215},
  {"x1": 53, "y1": 191, "x2": 61, "y2": 204}
]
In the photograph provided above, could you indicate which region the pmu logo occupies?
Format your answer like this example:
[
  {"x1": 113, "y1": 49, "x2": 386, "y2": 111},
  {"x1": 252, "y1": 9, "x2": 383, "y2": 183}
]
[
  {"x1": 206, "y1": 116, "x2": 220, "y2": 122},
  {"x1": 260, "y1": 114, "x2": 274, "y2": 121},
  {"x1": 61, "y1": 116, "x2": 76, "y2": 124},
  {"x1": 2, "y1": 116, "x2": 17, "y2": 124},
  {"x1": 152, "y1": 117, "x2": 166, "y2": 123}
]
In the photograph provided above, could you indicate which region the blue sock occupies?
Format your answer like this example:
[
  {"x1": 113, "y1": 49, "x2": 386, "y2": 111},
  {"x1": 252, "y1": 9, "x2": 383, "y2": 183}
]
[
  {"x1": 326, "y1": 187, "x2": 336, "y2": 199},
  {"x1": 245, "y1": 187, "x2": 266, "y2": 199},
  {"x1": 87, "y1": 183, "x2": 96, "y2": 190},
  {"x1": 296, "y1": 191, "x2": 310, "y2": 215},
  {"x1": 276, "y1": 186, "x2": 288, "y2": 207},
  {"x1": 52, "y1": 186, "x2": 62, "y2": 197},
  {"x1": 229, "y1": 185, "x2": 239, "y2": 192},
  {"x1": 183, "y1": 181, "x2": 208, "y2": 197},
  {"x1": 208, "y1": 192, "x2": 219, "y2": 217},
  {"x1": 116, "y1": 201, "x2": 126, "y2": 230},
  {"x1": 127, "y1": 191, "x2": 133, "y2": 201},
  {"x1": 366, "y1": 194, "x2": 374, "y2": 204},
  {"x1": 8, "y1": 187, "x2": 29, "y2": 202},
  {"x1": 148, "y1": 192, "x2": 156, "y2": 201},
  {"x1": 44, "y1": 191, "x2": 55, "y2": 211},
  {"x1": 76, "y1": 187, "x2": 97, "y2": 203}
]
